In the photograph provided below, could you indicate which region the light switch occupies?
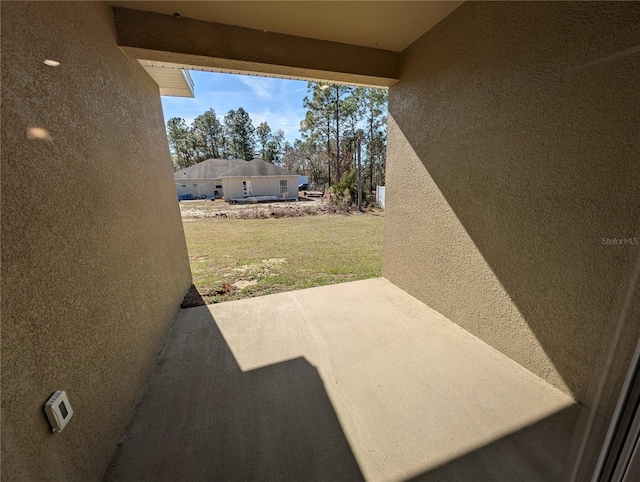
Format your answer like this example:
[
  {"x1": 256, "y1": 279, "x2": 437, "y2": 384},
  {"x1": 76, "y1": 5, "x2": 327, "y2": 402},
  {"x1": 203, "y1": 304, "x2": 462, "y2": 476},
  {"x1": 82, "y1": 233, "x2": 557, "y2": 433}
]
[{"x1": 44, "y1": 390, "x2": 74, "y2": 433}]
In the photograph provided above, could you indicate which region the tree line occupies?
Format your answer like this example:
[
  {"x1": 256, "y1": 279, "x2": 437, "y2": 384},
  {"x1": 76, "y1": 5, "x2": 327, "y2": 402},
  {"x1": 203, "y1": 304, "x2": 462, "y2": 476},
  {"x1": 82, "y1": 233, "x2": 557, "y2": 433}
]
[
  {"x1": 167, "y1": 107, "x2": 286, "y2": 169},
  {"x1": 166, "y1": 82, "x2": 388, "y2": 191}
]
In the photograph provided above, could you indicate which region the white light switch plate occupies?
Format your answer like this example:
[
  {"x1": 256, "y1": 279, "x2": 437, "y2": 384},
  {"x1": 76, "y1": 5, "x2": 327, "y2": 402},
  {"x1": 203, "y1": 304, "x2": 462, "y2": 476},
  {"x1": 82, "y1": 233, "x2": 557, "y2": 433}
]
[{"x1": 44, "y1": 390, "x2": 73, "y2": 433}]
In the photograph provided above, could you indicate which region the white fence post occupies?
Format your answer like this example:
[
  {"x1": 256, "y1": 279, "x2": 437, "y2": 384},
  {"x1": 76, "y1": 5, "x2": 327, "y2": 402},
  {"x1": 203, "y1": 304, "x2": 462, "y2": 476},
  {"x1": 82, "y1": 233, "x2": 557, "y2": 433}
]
[{"x1": 376, "y1": 186, "x2": 385, "y2": 209}]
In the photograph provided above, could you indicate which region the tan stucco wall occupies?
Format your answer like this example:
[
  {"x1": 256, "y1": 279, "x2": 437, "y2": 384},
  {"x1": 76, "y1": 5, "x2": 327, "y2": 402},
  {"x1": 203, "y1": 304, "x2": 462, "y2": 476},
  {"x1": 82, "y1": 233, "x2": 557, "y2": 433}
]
[
  {"x1": 383, "y1": 1, "x2": 640, "y2": 407},
  {"x1": 1, "y1": 2, "x2": 192, "y2": 480},
  {"x1": 222, "y1": 176, "x2": 299, "y2": 201}
]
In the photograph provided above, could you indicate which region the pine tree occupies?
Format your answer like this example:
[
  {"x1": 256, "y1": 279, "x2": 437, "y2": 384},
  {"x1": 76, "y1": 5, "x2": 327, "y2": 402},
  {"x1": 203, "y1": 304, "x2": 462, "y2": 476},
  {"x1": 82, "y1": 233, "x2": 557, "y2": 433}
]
[
  {"x1": 256, "y1": 122, "x2": 272, "y2": 161},
  {"x1": 191, "y1": 109, "x2": 224, "y2": 159},
  {"x1": 166, "y1": 117, "x2": 197, "y2": 170},
  {"x1": 224, "y1": 108, "x2": 256, "y2": 160},
  {"x1": 267, "y1": 129, "x2": 285, "y2": 165}
]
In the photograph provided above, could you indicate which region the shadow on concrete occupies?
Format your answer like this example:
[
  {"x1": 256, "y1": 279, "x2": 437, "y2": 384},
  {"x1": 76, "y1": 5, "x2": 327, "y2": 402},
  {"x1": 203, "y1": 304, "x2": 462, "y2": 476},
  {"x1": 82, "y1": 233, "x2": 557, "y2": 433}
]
[
  {"x1": 180, "y1": 284, "x2": 207, "y2": 308},
  {"x1": 386, "y1": 1, "x2": 640, "y2": 411},
  {"x1": 105, "y1": 282, "x2": 595, "y2": 480},
  {"x1": 105, "y1": 290, "x2": 363, "y2": 481},
  {"x1": 406, "y1": 405, "x2": 583, "y2": 482}
]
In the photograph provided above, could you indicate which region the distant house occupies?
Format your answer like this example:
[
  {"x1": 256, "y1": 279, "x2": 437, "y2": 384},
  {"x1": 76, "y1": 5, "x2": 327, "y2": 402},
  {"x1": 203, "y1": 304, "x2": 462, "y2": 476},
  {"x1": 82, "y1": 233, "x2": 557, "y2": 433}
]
[
  {"x1": 220, "y1": 159, "x2": 299, "y2": 203},
  {"x1": 174, "y1": 158, "x2": 247, "y2": 199}
]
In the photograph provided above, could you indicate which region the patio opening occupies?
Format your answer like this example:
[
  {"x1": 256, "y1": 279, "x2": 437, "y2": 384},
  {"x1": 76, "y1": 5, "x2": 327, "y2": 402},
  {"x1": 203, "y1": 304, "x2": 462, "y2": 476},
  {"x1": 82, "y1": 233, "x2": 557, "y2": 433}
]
[{"x1": 162, "y1": 70, "x2": 388, "y2": 306}]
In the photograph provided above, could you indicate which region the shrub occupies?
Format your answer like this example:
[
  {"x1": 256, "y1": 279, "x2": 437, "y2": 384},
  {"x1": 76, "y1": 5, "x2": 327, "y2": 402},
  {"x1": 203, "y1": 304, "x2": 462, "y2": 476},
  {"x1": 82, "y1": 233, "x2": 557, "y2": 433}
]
[{"x1": 329, "y1": 170, "x2": 369, "y2": 211}]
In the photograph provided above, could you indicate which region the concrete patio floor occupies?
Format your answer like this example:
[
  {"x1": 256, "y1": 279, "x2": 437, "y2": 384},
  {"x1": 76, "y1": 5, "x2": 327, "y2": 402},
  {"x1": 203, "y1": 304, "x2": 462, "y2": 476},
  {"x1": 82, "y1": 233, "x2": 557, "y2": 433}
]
[{"x1": 105, "y1": 278, "x2": 581, "y2": 481}]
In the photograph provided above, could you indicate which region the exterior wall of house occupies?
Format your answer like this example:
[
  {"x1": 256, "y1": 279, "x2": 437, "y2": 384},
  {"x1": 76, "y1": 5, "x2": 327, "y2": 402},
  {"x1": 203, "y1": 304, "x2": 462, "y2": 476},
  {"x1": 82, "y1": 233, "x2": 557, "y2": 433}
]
[
  {"x1": 1, "y1": 2, "x2": 192, "y2": 480},
  {"x1": 383, "y1": 1, "x2": 640, "y2": 408},
  {"x1": 222, "y1": 176, "x2": 299, "y2": 201},
  {"x1": 175, "y1": 178, "x2": 221, "y2": 198}
]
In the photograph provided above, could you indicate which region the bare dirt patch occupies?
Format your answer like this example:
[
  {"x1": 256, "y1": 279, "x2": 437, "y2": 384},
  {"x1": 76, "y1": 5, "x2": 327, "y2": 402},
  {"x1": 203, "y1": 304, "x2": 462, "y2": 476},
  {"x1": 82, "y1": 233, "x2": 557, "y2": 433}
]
[
  {"x1": 180, "y1": 198, "x2": 326, "y2": 219},
  {"x1": 179, "y1": 195, "x2": 382, "y2": 220},
  {"x1": 232, "y1": 280, "x2": 258, "y2": 290}
]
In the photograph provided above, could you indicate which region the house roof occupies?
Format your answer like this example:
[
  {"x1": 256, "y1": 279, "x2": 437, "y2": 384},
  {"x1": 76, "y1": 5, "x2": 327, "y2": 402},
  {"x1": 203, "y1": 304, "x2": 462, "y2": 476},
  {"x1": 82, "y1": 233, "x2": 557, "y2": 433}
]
[
  {"x1": 174, "y1": 159, "x2": 247, "y2": 180},
  {"x1": 219, "y1": 158, "x2": 298, "y2": 178}
]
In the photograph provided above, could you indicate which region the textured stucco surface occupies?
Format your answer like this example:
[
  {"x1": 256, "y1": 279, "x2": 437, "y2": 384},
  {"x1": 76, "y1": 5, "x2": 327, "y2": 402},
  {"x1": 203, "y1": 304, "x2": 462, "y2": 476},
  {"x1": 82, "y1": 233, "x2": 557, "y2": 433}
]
[
  {"x1": 383, "y1": 1, "x2": 640, "y2": 407},
  {"x1": 1, "y1": 2, "x2": 192, "y2": 480},
  {"x1": 114, "y1": 7, "x2": 400, "y2": 87}
]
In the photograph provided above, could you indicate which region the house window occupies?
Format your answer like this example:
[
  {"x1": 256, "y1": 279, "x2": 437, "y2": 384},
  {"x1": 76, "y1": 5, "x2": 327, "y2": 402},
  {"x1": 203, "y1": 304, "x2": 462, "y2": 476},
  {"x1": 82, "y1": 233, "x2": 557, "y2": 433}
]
[
  {"x1": 279, "y1": 179, "x2": 288, "y2": 194},
  {"x1": 242, "y1": 180, "x2": 252, "y2": 196},
  {"x1": 181, "y1": 184, "x2": 187, "y2": 187},
  {"x1": 192, "y1": 183, "x2": 197, "y2": 187}
]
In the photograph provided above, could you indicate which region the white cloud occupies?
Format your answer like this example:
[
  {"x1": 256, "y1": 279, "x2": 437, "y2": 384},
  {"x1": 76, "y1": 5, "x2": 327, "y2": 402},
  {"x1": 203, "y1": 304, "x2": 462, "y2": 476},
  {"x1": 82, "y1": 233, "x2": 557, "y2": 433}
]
[{"x1": 238, "y1": 76, "x2": 277, "y2": 99}]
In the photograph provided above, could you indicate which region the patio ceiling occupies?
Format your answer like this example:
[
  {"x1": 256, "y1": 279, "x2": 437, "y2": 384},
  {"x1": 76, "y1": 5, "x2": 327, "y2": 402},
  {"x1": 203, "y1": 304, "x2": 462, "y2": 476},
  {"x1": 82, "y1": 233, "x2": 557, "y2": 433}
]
[{"x1": 108, "y1": 1, "x2": 463, "y2": 52}]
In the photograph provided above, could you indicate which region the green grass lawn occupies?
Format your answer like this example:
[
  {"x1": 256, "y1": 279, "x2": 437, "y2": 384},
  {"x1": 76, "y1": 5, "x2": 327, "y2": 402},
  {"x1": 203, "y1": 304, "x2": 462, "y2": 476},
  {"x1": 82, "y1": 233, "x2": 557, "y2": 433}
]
[{"x1": 183, "y1": 214, "x2": 383, "y2": 303}]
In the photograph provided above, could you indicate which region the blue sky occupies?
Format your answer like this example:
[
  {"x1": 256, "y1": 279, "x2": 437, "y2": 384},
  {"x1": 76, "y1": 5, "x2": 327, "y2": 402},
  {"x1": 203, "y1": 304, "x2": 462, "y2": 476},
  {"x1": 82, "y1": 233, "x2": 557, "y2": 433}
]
[{"x1": 160, "y1": 71, "x2": 308, "y2": 144}]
